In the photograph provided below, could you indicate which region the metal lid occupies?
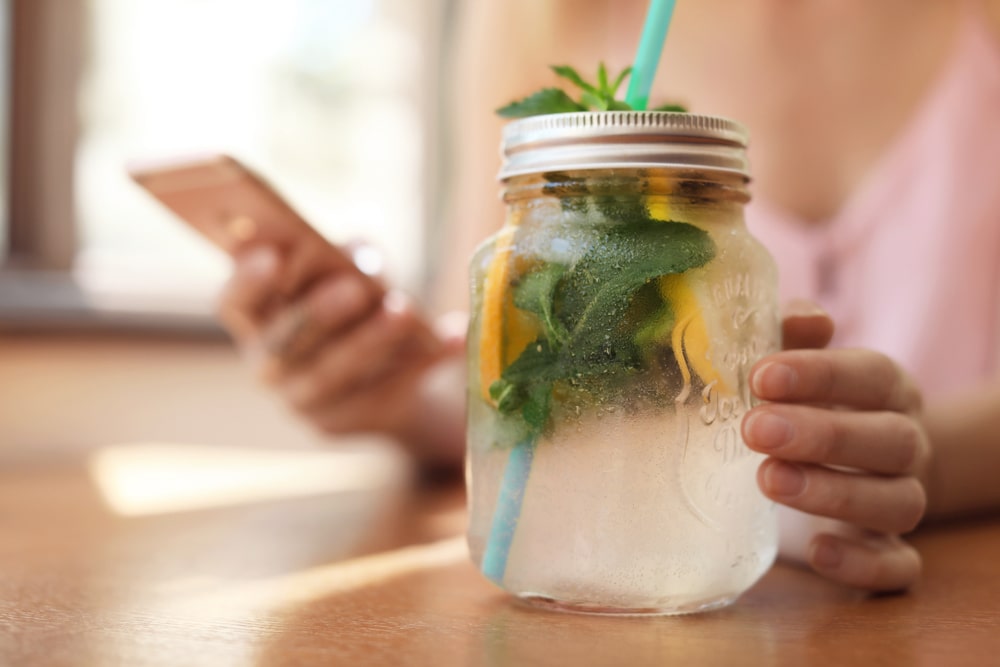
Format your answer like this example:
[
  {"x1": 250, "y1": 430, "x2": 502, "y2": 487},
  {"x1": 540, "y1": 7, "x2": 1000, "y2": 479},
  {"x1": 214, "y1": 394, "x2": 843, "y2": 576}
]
[{"x1": 498, "y1": 111, "x2": 750, "y2": 180}]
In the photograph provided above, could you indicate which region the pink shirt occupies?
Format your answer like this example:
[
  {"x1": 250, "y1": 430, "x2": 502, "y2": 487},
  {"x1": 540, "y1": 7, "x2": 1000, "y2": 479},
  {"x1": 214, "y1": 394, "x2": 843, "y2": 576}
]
[{"x1": 746, "y1": 3, "x2": 1000, "y2": 399}]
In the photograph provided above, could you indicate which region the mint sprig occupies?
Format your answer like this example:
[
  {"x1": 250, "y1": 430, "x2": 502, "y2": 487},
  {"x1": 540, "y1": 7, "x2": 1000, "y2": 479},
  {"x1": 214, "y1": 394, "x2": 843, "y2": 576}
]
[
  {"x1": 489, "y1": 208, "x2": 715, "y2": 439},
  {"x1": 494, "y1": 88, "x2": 586, "y2": 118},
  {"x1": 497, "y1": 63, "x2": 687, "y2": 118}
]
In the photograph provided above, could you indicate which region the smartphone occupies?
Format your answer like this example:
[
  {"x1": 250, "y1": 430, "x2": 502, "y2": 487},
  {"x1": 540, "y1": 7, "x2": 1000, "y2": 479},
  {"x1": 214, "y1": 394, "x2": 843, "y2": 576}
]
[
  {"x1": 128, "y1": 153, "x2": 328, "y2": 255},
  {"x1": 128, "y1": 152, "x2": 377, "y2": 301},
  {"x1": 129, "y1": 153, "x2": 442, "y2": 355}
]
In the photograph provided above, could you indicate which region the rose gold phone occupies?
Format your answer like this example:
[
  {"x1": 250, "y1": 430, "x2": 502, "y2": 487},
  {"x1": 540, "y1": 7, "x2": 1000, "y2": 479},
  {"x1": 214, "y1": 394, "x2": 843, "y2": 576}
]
[
  {"x1": 128, "y1": 153, "x2": 442, "y2": 354},
  {"x1": 128, "y1": 153, "x2": 329, "y2": 254},
  {"x1": 128, "y1": 153, "x2": 375, "y2": 295}
]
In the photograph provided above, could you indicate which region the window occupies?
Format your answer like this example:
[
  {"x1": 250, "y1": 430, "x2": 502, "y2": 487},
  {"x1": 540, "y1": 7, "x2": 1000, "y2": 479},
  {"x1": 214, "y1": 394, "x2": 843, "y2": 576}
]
[
  {"x1": 1, "y1": 0, "x2": 450, "y2": 328},
  {"x1": 0, "y1": 0, "x2": 9, "y2": 260}
]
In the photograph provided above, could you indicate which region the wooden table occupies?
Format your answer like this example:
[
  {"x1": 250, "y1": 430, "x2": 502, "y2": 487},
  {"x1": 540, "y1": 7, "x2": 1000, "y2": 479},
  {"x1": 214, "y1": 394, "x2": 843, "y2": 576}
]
[{"x1": 3, "y1": 446, "x2": 999, "y2": 667}]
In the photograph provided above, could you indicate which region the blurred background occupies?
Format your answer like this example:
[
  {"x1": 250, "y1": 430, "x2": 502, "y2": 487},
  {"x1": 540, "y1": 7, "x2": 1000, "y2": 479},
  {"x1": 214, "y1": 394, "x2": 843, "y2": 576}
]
[{"x1": 0, "y1": 0, "x2": 455, "y2": 469}]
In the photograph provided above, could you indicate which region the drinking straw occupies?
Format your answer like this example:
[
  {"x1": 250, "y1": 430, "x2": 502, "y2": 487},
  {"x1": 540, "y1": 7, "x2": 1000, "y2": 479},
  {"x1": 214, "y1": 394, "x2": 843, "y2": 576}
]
[
  {"x1": 481, "y1": 437, "x2": 536, "y2": 583},
  {"x1": 480, "y1": 0, "x2": 677, "y2": 586},
  {"x1": 624, "y1": 0, "x2": 677, "y2": 110}
]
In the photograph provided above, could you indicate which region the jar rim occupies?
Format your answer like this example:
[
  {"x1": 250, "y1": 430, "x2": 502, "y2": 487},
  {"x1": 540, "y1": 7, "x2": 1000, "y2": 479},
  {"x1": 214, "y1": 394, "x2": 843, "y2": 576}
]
[{"x1": 499, "y1": 111, "x2": 750, "y2": 181}]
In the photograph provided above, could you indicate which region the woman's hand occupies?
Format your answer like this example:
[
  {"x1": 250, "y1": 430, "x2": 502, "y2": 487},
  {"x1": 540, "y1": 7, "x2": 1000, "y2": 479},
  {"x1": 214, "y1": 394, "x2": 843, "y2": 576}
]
[
  {"x1": 742, "y1": 302, "x2": 931, "y2": 591},
  {"x1": 217, "y1": 244, "x2": 466, "y2": 465}
]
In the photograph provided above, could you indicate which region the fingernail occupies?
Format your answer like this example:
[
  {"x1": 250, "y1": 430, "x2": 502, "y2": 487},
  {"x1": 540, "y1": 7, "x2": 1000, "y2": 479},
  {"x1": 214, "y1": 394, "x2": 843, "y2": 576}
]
[
  {"x1": 351, "y1": 243, "x2": 384, "y2": 277},
  {"x1": 745, "y1": 412, "x2": 793, "y2": 450},
  {"x1": 784, "y1": 299, "x2": 828, "y2": 318},
  {"x1": 752, "y1": 362, "x2": 798, "y2": 398},
  {"x1": 243, "y1": 247, "x2": 278, "y2": 278},
  {"x1": 811, "y1": 539, "x2": 843, "y2": 569},
  {"x1": 317, "y1": 278, "x2": 368, "y2": 315},
  {"x1": 435, "y1": 310, "x2": 470, "y2": 341},
  {"x1": 382, "y1": 289, "x2": 411, "y2": 315},
  {"x1": 763, "y1": 461, "x2": 806, "y2": 497}
]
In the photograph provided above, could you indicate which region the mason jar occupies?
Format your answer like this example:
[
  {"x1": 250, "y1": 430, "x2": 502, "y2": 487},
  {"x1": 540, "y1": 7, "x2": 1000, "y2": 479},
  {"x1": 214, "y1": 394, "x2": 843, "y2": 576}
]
[{"x1": 466, "y1": 112, "x2": 781, "y2": 615}]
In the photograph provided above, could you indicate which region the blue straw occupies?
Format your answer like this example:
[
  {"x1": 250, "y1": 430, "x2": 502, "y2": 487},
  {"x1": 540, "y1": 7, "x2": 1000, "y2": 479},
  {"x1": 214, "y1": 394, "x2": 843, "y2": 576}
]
[
  {"x1": 481, "y1": 0, "x2": 678, "y2": 587},
  {"x1": 624, "y1": 0, "x2": 677, "y2": 110},
  {"x1": 481, "y1": 438, "x2": 537, "y2": 583}
]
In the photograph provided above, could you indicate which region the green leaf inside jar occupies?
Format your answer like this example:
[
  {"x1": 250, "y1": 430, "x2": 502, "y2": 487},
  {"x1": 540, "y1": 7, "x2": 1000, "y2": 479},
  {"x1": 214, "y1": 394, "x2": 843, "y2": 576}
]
[{"x1": 489, "y1": 178, "x2": 716, "y2": 442}]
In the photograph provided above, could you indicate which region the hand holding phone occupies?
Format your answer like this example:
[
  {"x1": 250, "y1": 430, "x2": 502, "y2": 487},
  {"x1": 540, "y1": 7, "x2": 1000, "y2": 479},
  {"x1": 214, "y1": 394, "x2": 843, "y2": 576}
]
[{"x1": 129, "y1": 154, "x2": 457, "y2": 454}]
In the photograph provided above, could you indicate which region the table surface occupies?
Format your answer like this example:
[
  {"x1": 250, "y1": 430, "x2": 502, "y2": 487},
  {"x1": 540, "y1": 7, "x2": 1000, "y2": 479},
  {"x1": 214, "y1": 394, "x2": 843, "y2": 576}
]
[{"x1": 3, "y1": 446, "x2": 1000, "y2": 667}]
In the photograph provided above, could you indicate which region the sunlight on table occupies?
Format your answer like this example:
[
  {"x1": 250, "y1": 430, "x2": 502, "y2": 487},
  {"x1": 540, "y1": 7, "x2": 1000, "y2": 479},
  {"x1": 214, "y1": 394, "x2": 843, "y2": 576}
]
[{"x1": 87, "y1": 440, "x2": 411, "y2": 517}]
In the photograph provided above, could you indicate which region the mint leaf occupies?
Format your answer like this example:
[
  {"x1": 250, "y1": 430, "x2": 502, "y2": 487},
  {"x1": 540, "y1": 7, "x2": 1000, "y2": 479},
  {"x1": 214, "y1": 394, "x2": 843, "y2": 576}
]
[
  {"x1": 557, "y1": 221, "x2": 715, "y2": 356},
  {"x1": 513, "y1": 263, "x2": 569, "y2": 345},
  {"x1": 651, "y1": 103, "x2": 688, "y2": 113},
  {"x1": 597, "y1": 62, "x2": 609, "y2": 95},
  {"x1": 490, "y1": 379, "x2": 521, "y2": 413},
  {"x1": 610, "y1": 66, "x2": 633, "y2": 97},
  {"x1": 496, "y1": 64, "x2": 687, "y2": 118},
  {"x1": 632, "y1": 283, "x2": 676, "y2": 353},
  {"x1": 580, "y1": 90, "x2": 607, "y2": 111},
  {"x1": 498, "y1": 338, "x2": 563, "y2": 385},
  {"x1": 493, "y1": 212, "x2": 716, "y2": 440},
  {"x1": 550, "y1": 65, "x2": 598, "y2": 95},
  {"x1": 497, "y1": 88, "x2": 586, "y2": 118},
  {"x1": 574, "y1": 63, "x2": 628, "y2": 111},
  {"x1": 593, "y1": 192, "x2": 648, "y2": 223},
  {"x1": 521, "y1": 383, "x2": 552, "y2": 431}
]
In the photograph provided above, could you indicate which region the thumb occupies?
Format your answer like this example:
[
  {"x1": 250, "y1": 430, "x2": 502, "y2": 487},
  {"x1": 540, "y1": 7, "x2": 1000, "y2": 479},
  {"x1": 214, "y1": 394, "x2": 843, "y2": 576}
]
[
  {"x1": 218, "y1": 245, "x2": 282, "y2": 339},
  {"x1": 782, "y1": 299, "x2": 835, "y2": 350},
  {"x1": 434, "y1": 310, "x2": 469, "y2": 356}
]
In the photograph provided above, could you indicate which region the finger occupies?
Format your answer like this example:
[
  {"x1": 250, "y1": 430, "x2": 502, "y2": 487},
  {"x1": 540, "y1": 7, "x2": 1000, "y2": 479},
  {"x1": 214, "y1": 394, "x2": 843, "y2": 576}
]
[
  {"x1": 217, "y1": 246, "x2": 281, "y2": 340},
  {"x1": 344, "y1": 239, "x2": 387, "y2": 282},
  {"x1": 307, "y1": 359, "x2": 428, "y2": 435},
  {"x1": 774, "y1": 505, "x2": 860, "y2": 564},
  {"x1": 781, "y1": 300, "x2": 835, "y2": 350},
  {"x1": 276, "y1": 235, "x2": 362, "y2": 299},
  {"x1": 808, "y1": 532, "x2": 922, "y2": 592},
  {"x1": 279, "y1": 302, "x2": 426, "y2": 413},
  {"x1": 258, "y1": 274, "x2": 379, "y2": 371},
  {"x1": 743, "y1": 404, "x2": 930, "y2": 476},
  {"x1": 385, "y1": 289, "x2": 446, "y2": 358},
  {"x1": 434, "y1": 310, "x2": 470, "y2": 355},
  {"x1": 750, "y1": 349, "x2": 922, "y2": 412},
  {"x1": 758, "y1": 458, "x2": 927, "y2": 534}
]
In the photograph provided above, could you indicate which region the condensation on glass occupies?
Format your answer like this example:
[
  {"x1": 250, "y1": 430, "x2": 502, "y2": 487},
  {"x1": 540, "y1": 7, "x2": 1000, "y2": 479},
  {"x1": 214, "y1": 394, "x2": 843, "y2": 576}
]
[{"x1": 466, "y1": 111, "x2": 781, "y2": 615}]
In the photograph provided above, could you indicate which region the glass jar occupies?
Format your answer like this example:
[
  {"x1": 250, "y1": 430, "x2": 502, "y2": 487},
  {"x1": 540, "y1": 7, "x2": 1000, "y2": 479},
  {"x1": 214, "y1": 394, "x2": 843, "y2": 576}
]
[{"x1": 466, "y1": 112, "x2": 780, "y2": 615}]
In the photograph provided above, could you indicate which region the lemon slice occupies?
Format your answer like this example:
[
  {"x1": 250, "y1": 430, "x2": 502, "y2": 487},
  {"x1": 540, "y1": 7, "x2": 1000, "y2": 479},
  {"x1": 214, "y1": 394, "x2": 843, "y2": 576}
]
[
  {"x1": 648, "y1": 197, "x2": 733, "y2": 398},
  {"x1": 658, "y1": 273, "x2": 732, "y2": 399},
  {"x1": 478, "y1": 227, "x2": 538, "y2": 402}
]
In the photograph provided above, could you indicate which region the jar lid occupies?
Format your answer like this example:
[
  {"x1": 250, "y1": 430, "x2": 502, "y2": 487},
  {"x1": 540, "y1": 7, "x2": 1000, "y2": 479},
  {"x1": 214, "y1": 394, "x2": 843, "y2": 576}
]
[{"x1": 498, "y1": 111, "x2": 750, "y2": 181}]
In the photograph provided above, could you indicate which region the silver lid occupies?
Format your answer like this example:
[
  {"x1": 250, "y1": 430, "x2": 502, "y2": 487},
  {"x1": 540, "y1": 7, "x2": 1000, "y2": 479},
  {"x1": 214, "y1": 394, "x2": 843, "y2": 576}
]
[{"x1": 498, "y1": 111, "x2": 750, "y2": 181}]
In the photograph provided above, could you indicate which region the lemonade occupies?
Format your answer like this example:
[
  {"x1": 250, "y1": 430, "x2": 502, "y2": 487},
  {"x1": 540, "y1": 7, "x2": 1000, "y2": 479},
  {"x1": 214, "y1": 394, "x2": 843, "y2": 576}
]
[
  {"x1": 467, "y1": 403, "x2": 777, "y2": 613},
  {"x1": 467, "y1": 111, "x2": 780, "y2": 614}
]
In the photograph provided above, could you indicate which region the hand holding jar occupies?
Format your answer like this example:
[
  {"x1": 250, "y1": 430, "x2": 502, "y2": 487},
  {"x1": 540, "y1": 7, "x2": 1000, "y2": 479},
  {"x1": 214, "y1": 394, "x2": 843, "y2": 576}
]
[{"x1": 743, "y1": 302, "x2": 930, "y2": 592}]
